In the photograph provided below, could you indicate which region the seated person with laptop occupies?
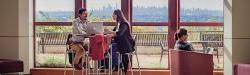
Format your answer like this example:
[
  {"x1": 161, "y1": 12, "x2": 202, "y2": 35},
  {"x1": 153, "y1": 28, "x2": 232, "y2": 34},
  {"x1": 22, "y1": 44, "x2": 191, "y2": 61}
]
[
  {"x1": 70, "y1": 8, "x2": 89, "y2": 70},
  {"x1": 71, "y1": 8, "x2": 104, "y2": 70},
  {"x1": 70, "y1": 8, "x2": 107, "y2": 70}
]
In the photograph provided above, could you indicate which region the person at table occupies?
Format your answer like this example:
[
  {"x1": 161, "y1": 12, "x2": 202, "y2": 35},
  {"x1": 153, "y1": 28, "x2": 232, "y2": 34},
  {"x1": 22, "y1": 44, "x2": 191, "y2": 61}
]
[
  {"x1": 70, "y1": 8, "x2": 90, "y2": 70},
  {"x1": 104, "y1": 9, "x2": 135, "y2": 74},
  {"x1": 174, "y1": 28, "x2": 194, "y2": 51}
]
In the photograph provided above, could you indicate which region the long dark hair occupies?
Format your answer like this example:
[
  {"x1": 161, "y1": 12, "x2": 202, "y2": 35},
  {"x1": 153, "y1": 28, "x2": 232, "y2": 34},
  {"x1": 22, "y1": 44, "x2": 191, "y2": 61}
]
[
  {"x1": 113, "y1": 9, "x2": 132, "y2": 33},
  {"x1": 113, "y1": 9, "x2": 128, "y2": 23},
  {"x1": 174, "y1": 28, "x2": 188, "y2": 40}
]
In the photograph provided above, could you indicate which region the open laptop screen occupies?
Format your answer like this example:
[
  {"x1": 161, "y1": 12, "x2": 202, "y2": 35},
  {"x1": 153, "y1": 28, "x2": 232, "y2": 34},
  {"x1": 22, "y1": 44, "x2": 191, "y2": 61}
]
[{"x1": 86, "y1": 22, "x2": 104, "y2": 35}]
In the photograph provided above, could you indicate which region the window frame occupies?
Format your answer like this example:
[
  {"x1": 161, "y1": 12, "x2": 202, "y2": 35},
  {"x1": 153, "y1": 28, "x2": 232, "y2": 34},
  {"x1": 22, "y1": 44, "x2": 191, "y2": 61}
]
[{"x1": 33, "y1": 0, "x2": 223, "y2": 70}]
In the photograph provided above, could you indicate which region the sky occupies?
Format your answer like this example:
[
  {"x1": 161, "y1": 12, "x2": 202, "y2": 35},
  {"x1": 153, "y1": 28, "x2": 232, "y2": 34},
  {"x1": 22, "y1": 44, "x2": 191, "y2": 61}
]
[
  {"x1": 36, "y1": 0, "x2": 223, "y2": 12},
  {"x1": 86, "y1": 0, "x2": 121, "y2": 10},
  {"x1": 36, "y1": 0, "x2": 74, "y2": 11}
]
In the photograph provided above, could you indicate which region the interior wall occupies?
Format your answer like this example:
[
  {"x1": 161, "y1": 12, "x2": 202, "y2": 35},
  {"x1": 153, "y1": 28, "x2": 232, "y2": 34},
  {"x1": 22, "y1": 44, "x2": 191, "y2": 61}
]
[
  {"x1": 18, "y1": 0, "x2": 34, "y2": 74},
  {"x1": 0, "y1": 0, "x2": 19, "y2": 59},
  {"x1": 224, "y1": 0, "x2": 232, "y2": 74},
  {"x1": 224, "y1": 0, "x2": 250, "y2": 75},
  {"x1": 0, "y1": 0, "x2": 33, "y2": 74},
  {"x1": 232, "y1": 0, "x2": 250, "y2": 64}
]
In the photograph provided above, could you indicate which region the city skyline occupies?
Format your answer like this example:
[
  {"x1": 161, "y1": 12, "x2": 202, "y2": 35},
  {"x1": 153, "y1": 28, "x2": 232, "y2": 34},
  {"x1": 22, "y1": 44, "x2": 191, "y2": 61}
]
[
  {"x1": 36, "y1": 0, "x2": 223, "y2": 12},
  {"x1": 36, "y1": 6, "x2": 223, "y2": 22}
]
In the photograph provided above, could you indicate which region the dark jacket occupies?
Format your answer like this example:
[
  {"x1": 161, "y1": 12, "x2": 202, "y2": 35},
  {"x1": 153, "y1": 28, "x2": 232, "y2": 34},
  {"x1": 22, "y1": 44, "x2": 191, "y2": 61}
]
[
  {"x1": 174, "y1": 40, "x2": 194, "y2": 51},
  {"x1": 113, "y1": 21, "x2": 135, "y2": 54}
]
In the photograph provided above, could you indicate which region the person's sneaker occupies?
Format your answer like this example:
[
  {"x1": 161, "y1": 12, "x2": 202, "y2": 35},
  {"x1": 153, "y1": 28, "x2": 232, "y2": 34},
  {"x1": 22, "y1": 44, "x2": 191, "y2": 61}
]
[
  {"x1": 112, "y1": 66, "x2": 118, "y2": 72},
  {"x1": 82, "y1": 62, "x2": 86, "y2": 68},
  {"x1": 73, "y1": 64, "x2": 82, "y2": 70},
  {"x1": 99, "y1": 66, "x2": 105, "y2": 73}
]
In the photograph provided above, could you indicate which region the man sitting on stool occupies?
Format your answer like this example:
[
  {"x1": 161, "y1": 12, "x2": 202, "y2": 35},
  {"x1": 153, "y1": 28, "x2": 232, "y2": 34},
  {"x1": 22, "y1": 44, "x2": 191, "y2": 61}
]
[{"x1": 70, "y1": 8, "x2": 89, "y2": 70}]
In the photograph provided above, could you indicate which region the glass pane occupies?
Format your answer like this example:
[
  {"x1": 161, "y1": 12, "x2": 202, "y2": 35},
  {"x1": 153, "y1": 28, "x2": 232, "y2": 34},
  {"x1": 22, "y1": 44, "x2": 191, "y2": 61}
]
[
  {"x1": 35, "y1": 25, "x2": 115, "y2": 67},
  {"x1": 87, "y1": 0, "x2": 121, "y2": 22},
  {"x1": 104, "y1": 26, "x2": 115, "y2": 30},
  {"x1": 132, "y1": 26, "x2": 168, "y2": 68},
  {"x1": 35, "y1": 26, "x2": 72, "y2": 67},
  {"x1": 181, "y1": 26, "x2": 223, "y2": 69},
  {"x1": 35, "y1": 0, "x2": 75, "y2": 22},
  {"x1": 180, "y1": 0, "x2": 223, "y2": 22},
  {"x1": 133, "y1": 0, "x2": 168, "y2": 22}
]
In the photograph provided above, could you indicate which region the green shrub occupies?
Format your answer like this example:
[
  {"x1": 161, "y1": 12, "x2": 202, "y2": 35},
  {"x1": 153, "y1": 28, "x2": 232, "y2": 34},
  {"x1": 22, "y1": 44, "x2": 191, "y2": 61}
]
[{"x1": 41, "y1": 55, "x2": 69, "y2": 67}]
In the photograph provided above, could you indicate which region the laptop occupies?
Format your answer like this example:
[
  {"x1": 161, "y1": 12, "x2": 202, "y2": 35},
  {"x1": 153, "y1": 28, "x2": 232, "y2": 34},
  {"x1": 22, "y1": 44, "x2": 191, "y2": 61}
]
[{"x1": 86, "y1": 22, "x2": 104, "y2": 35}]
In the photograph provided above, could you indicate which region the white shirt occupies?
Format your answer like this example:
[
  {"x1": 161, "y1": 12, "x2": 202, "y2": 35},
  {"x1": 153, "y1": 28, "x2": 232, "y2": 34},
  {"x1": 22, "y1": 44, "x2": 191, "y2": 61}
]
[
  {"x1": 71, "y1": 17, "x2": 88, "y2": 42},
  {"x1": 115, "y1": 23, "x2": 120, "y2": 32}
]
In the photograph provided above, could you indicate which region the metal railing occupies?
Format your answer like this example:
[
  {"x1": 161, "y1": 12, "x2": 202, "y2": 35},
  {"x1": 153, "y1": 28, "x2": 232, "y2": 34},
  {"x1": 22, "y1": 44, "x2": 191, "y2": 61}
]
[
  {"x1": 35, "y1": 31, "x2": 223, "y2": 53},
  {"x1": 36, "y1": 32, "x2": 168, "y2": 46},
  {"x1": 133, "y1": 32, "x2": 167, "y2": 46}
]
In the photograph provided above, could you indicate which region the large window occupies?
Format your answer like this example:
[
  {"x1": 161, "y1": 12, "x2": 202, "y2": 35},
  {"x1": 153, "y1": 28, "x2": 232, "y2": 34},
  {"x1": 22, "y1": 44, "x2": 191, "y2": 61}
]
[
  {"x1": 33, "y1": 0, "x2": 224, "y2": 70},
  {"x1": 180, "y1": 0, "x2": 224, "y2": 70},
  {"x1": 86, "y1": 0, "x2": 121, "y2": 22},
  {"x1": 132, "y1": 26, "x2": 168, "y2": 68},
  {"x1": 180, "y1": 0, "x2": 223, "y2": 22},
  {"x1": 35, "y1": 26, "x2": 72, "y2": 67},
  {"x1": 35, "y1": 0, "x2": 75, "y2": 22},
  {"x1": 133, "y1": 0, "x2": 168, "y2": 22},
  {"x1": 132, "y1": 0, "x2": 168, "y2": 69},
  {"x1": 34, "y1": 0, "x2": 75, "y2": 67}
]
